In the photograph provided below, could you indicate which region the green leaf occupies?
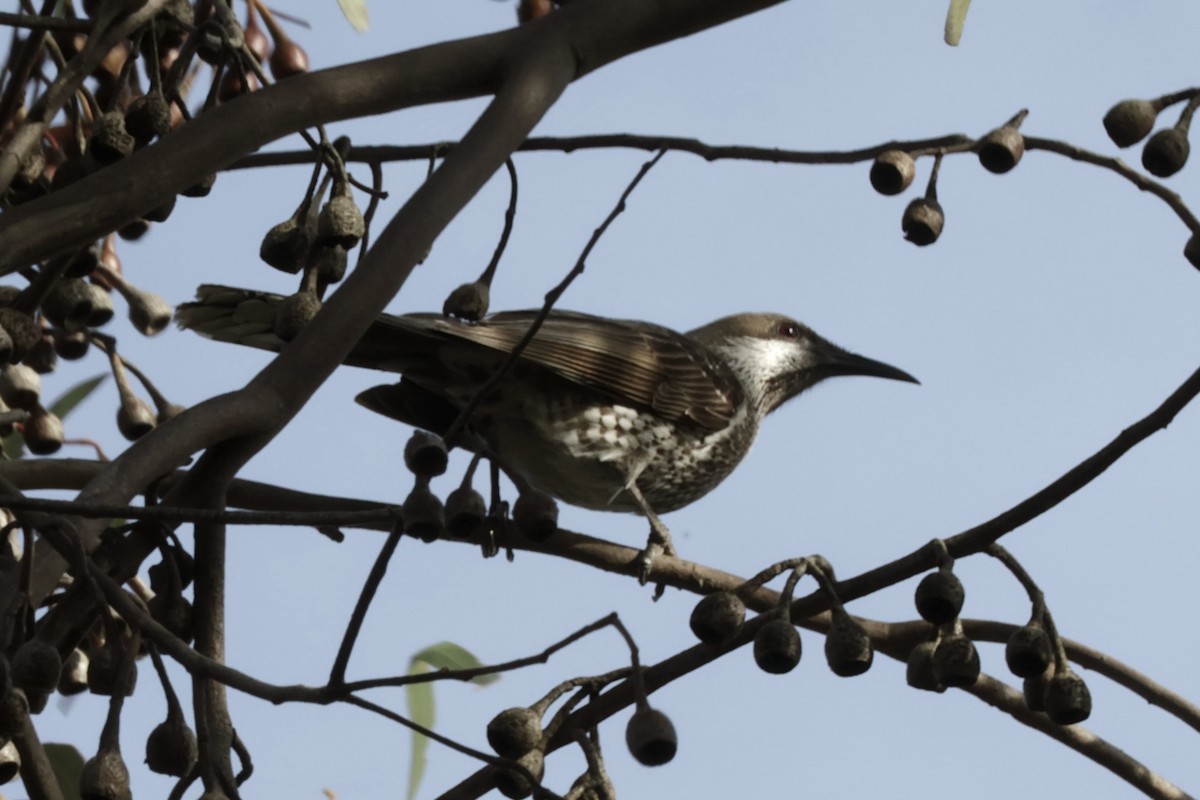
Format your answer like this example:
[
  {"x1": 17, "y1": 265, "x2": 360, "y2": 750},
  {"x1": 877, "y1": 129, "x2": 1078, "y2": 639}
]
[
  {"x1": 2, "y1": 373, "x2": 107, "y2": 459},
  {"x1": 410, "y1": 641, "x2": 498, "y2": 686},
  {"x1": 405, "y1": 643, "x2": 496, "y2": 800},
  {"x1": 337, "y1": 0, "x2": 370, "y2": 32},
  {"x1": 44, "y1": 743, "x2": 85, "y2": 799},
  {"x1": 49, "y1": 373, "x2": 107, "y2": 420},
  {"x1": 944, "y1": 0, "x2": 971, "y2": 46},
  {"x1": 405, "y1": 663, "x2": 433, "y2": 800}
]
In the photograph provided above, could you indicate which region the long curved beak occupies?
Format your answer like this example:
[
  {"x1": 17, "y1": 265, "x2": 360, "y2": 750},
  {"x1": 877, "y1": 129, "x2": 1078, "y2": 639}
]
[{"x1": 818, "y1": 345, "x2": 920, "y2": 385}]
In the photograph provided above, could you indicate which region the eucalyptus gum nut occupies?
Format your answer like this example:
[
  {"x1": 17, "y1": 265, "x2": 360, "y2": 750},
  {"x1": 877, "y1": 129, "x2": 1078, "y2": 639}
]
[
  {"x1": 869, "y1": 150, "x2": 916, "y2": 195},
  {"x1": 689, "y1": 590, "x2": 746, "y2": 645},
  {"x1": 1044, "y1": 670, "x2": 1092, "y2": 725},
  {"x1": 486, "y1": 707, "x2": 542, "y2": 760},
  {"x1": 1142, "y1": 127, "x2": 1190, "y2": 177},
  {"x1": 978, "y1": 126, "x2": 1025, "y2": 174},
  {"x1": 753, "y1": 617, "x2": 801, "y2": 674},
  {"x1": 901, "y1": 198, "x2": 944, "y2": 246},
  {"x1": 914, "y1": 569, "x2": 964, "y2": 624},
  {"x1": 513, "y1": 490, "x2": 558, "y2": 543},
  {"x1": 1103, "y1": 98, "x2": 1158, "y2": 147},
  {"x1": 625, "y1": 706, "x2": 677, "y2": 766}
]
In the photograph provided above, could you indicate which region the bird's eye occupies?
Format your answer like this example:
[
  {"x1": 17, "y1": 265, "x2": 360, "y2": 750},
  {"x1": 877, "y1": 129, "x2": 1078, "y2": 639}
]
[{"x1": 777, "y1": 321, "x2": 800, "y2": 339}]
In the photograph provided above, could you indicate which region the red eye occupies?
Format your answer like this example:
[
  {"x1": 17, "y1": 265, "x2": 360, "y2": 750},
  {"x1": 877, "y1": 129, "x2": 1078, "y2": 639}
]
[{"x1": 778, "y1": 321, "x2": 800, "y2": 338}]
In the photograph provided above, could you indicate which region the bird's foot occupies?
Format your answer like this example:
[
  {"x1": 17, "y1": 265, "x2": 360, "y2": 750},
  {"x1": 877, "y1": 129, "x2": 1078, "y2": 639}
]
[
  {"x1": 625, "y1": 481, "x2": 676, "y2": 595},
  {"x1": 637, "y1": 517, "x2": 677, "y2": 591}
]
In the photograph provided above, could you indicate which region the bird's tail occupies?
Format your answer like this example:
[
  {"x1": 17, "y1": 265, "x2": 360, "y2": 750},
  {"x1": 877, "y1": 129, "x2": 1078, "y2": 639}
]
[
  {"x1": 175, "y1": 284, "x2": 290, "y2": 354},
  {"x1": 176, "y1": 284, "x2": 455, "y2": 375}
]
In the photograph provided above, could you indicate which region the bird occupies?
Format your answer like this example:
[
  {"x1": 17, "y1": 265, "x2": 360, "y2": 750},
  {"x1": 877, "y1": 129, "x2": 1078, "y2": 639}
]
[{"x1": 176, "y1": 285, "x2": 918, "y2": 578}]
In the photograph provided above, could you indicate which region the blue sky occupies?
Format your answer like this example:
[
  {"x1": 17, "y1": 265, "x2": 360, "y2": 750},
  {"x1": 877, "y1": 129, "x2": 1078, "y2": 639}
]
[{"x1": 17, "y1": 2, "x2": 1200, "y2": 798}]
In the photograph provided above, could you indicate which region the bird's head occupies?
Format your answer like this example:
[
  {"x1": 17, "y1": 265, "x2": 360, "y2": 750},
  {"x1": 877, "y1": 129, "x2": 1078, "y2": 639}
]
[{"x1": 688, "y1": 313, "x2": 918, "y2": 416}]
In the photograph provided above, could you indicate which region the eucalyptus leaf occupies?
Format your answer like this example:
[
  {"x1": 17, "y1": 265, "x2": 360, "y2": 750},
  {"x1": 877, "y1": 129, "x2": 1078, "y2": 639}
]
[
  {"x1": 337, "y1": 0, "x2": 369, "y2": 32},
  {"x1": 944, "y1": 0, "x2": 971, "y2": 46}
]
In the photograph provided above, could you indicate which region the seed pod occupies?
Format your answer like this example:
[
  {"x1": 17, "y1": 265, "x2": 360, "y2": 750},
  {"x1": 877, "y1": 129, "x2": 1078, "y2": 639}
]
[
  {"x1": 1004, "y1": 623, "x2": 1053, "y2": 678},
  {"x1": 753, "y1": 617, "x2": 801, "y2": 674},
  {"x1": 494, "y1": 748, "x2": 544, "y2": 799},
  {"x1": 272, "y1": 289, "x2": 321, "y2": 342},
  {"x1": 270, "y1": 38, "x2": 310, "y2": 80},
  {"x1": 0, "y1": 688, "x2": 27, "y2": 738},
  {"x1": 42, "y1": 278, "x2": 98, "y2": 332},
  {"x1": 308, "y1": 243, "x2": 348, "y2": 285},
  {"x1": 24, "y1": 407, "x2": 64, "y2": 455},
  {"x1": 1103, "y1": 98, "x2": 1159, "y2": 147},
  {"x1": 0, "y1": 364, "x2": 40, "y2": 411},
  {"x1": 217, "y1": 69, "x2": 258, "y2": 103},
  {"x1": 242, "y1": 2, "x2": 270, "y2": 63},
  {"x1": 115, "y1": 282, "x2": 172, "y2": 337},
  {"x1": 914, "y1": 569, "x2": 964, "y2": 624},
  {"x1": 869, "y1": 150, "x2": 916, "y2": 195},
  {"x1": 144, "y1": 714, "x2": 198, "y2": 777},
  {"x1": 403, "y1": 482, "x2": 444, "y2": 543},
  {"x1": 260, "y1": 212, "x2": 312, "y2": 274},
  {"x1": 0, "y1": 739, "x2": 19, "y2": 784},
  {"x1": 517, "y1": 0, "x2": 553, "y2": 23},
  {"x1": 1142, "y1": 128, "x2": 1190, "y2": 177},
  {"x1": 59, "y1": 648, "x2": 90, "y2": 696},
  {"x1": 978, "y1": 125, "x2": 1025, "y2": 174},
  {"x1": 625, "y1": 706, "x2": 677, "y2": 767},
  {"x1": 23, "y1": 336, "x2": 57, "y2": 374},
  {"x1": 0, "y1": 308, "x2": 43, "y2": 362},
  {"x1": 157, "y1": 401, "x2": 187, "y2": 424},
  {"x1": 11, "y1": 638, "x2": 62, "y2": 694},
  {"x1": 80, "y1": 747, "x2": 131, "y2": 800},
  {"x1": 404, "y1": 430, "x2": 448, "y2": 477},
  {"x1": 117, "y1": 219, "x2": 150, "y2": 241},
  {"x1": 316, "y1": 184, "x2": 365, "y2": 249},
  {"x1": 445, "y1": 486, "x2": 486, "y2": 538},
  {"x1": 24, "y1": 689, "x2": 48, "y2": 714},
  {"x1": 89, "y1": 111, "x2": 135, "y2": 163},
  {"x1": 823, "y1": 607, "x2": 873, "y2": 677},
  {"x1": 901, "y1": 198, "x2": 945, "y2": 246},
  {"x1": 63, "y1": 241, "x2": 102, "y2": 279},
  {"x1": 117, "y1": 396, "x2": 157, "y2": 440},
  {"x1": 1044, "y1": 669, "x2": 1092, "y2": 725},
  {"x1": 1185, "y1": 232, "x2": 1200, "y2": 270},
  {"x1": 148, "y1": 591, "x2": 194, "y2": 643},
  {"x1": 52, "y1": 329, "x2": 90, "y2": 360},
  {"x1": 86, "y1": 285, "x2": 116, "y2": 328},
  {"x1": 486, "y1": 706, "x2": 542, "y2": 760},
  {"x1": 931, "y1": 633, "x2": 980, "y2": 688},
  {"x1": 906, "y1": 640, "x2": 944, "y2": 693},
  {"x1": 181, "y1": 173, "x2": 217, "y2": 198},
  {"x1": 443, "y1": 281, "x2": 490, "y2": 321},
  {"x1": 148, "y1": 544, "x2": 195, "y2": 593},
  {"x1": 87, "y1": 637, "x2": 138, "y2": 697},
  {"x1": 688, "y1": 590, "x2": 746, "y2": 645},
  {"x1": 512, "y1": 489, "x2": 558, "y2": 543},
  {"x1": 143, "y1": 194, "x2": 176, "y2": 223},
  {"x1": 124, "y1": 90, "x2": 172, "y2": 145},
  {"x1": 1021, "y1": 665, "x2": 1051, "y2": 713}
]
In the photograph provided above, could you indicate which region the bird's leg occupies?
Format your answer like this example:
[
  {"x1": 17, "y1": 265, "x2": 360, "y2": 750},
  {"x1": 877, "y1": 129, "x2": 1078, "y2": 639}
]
[{"x1": 624, "y1": 482, "x2": 677, "y2": 585}]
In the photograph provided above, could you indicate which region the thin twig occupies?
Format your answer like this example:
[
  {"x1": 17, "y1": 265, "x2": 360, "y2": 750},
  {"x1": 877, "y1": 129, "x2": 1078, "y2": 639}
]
[
  {"x1": 440, "y1": 149, "x2": 666, "y2": 444},
  {"x1": 328, "y1": 524, "x2": 403, "y2": 686},
  {"x1": 0, "y1": 494, "x2": 396, "y2": 529}
]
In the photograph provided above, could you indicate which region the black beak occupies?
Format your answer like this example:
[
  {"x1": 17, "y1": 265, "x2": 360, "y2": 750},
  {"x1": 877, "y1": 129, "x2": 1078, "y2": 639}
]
[{"x1": 817, "y1": 344, "x2": 920, "y2": 385}]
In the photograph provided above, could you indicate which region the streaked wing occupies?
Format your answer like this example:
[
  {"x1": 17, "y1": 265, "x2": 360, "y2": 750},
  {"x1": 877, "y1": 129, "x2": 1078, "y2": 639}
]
[
  {"x1": 367, "y1": 310, "x2": 743, "y2": 429},
  {"x1": 178, "y1": 286, "x2": 743, "y2": 429}
]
